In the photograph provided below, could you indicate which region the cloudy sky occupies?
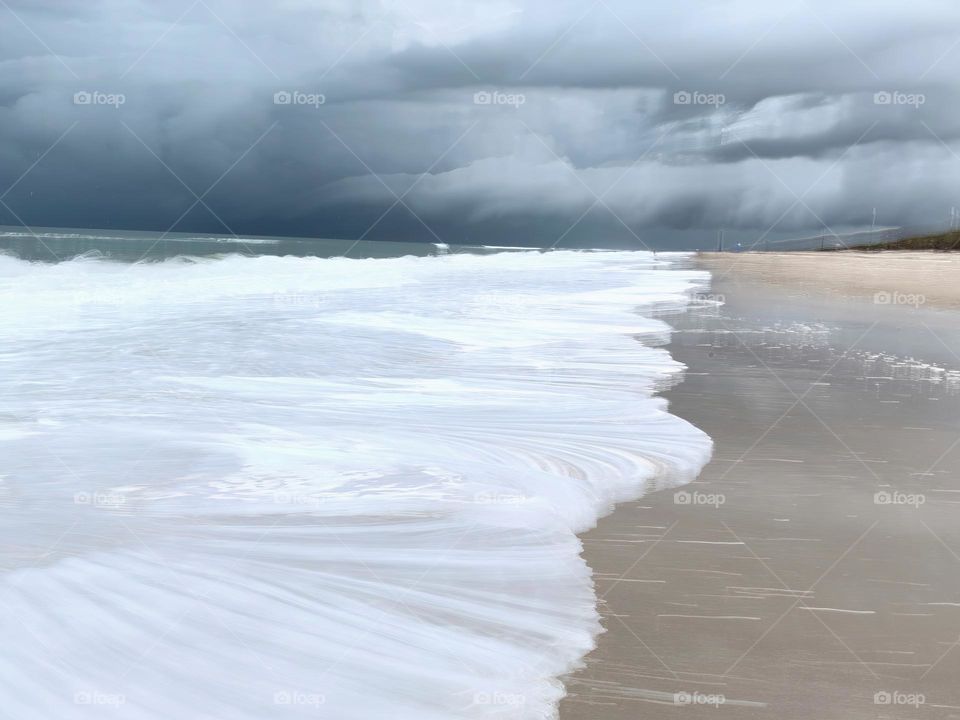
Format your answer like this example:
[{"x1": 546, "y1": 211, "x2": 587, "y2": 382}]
[{"x1": 1, "y1": 0, "x2": 959, "y2": 248}]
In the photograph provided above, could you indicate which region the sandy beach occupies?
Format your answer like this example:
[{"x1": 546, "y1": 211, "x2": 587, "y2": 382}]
[
  {"x1": 561, "y1": 252, "x2": 960, "y2": 719},
  {"x1": 701, "y1": 251, "x2": 960, "y2": 309},
  {"x1": 6, "y1": 0, "x2": 958, "y2": 715}
]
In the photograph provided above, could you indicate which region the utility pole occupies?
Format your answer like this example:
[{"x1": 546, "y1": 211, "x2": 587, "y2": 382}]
[{"x1": 717, "y1": 230, "x2": 724, "y2": 252}]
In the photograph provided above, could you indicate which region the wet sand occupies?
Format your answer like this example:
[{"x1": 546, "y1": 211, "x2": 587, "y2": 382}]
[{"x1": 561, "y1": 253, "x2": 960, "y2": 719}]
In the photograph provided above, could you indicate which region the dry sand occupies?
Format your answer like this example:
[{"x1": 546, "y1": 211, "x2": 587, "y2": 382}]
[
  {"x1": 560, "y1": 252, "x2": 960, "y2": 719},
  {"x1": 700, "y1": 251, "x2": 960, "y2": 309}
]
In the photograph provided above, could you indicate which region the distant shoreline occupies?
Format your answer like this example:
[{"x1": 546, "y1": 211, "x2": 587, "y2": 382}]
[{"x1": 844, "y1": 229, "x2": 960, "y2": 251}]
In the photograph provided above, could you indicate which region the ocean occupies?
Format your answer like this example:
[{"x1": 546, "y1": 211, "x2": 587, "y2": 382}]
[{"x1": 0, "y1": 230, "x2": 711, "y2": 718}]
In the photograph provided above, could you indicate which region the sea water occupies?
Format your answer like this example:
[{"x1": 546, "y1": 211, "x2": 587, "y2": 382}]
[{"x1": 0, "y1": 247, "x2": 711, "y2": 718}]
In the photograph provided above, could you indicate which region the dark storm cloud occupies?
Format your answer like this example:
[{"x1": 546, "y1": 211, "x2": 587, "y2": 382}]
[{"x1": 1, "y1": 0, "x2": 959, "y2": 248}]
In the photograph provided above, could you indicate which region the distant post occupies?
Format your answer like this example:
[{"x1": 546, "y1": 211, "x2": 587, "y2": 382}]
[{"x1": 717, "y1": 230, "x2": 724, "y2": 252}]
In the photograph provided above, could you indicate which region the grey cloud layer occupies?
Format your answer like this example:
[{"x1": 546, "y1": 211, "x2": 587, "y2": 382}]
[{"x1": 1, "y1": 0, "x2": 958, "y2": 247}]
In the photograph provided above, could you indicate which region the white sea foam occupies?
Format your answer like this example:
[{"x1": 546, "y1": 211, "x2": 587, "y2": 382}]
[
  {"x1": 0, "y1": 230, "x2": 129, "y2": 240},
  {"x1": 0, "y1": 250, "x2": 711, "y2": 719}
]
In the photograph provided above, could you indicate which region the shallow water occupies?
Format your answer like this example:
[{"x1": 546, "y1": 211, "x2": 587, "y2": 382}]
[{"x1": 0, "y1": 249, "x2": 711, "y2": 718}]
